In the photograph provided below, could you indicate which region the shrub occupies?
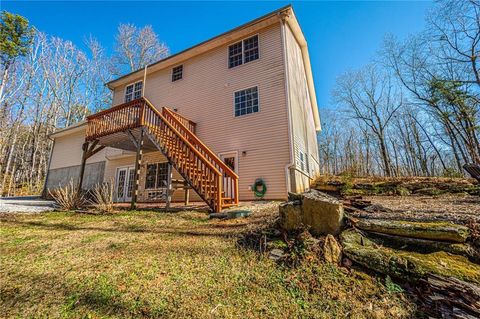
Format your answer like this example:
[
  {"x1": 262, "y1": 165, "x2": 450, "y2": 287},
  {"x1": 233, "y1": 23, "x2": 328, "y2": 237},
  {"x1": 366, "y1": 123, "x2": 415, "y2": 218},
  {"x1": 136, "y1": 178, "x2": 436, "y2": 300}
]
[
  {"x1": 443, "y1": 168, "x2": 463, "y2": 178},
  {"x1": 49, "y1": 179, "x2": 85, "y2": 210},
  {"x1": 89, "y1": 182, "x2": 115, "y2": 213}
]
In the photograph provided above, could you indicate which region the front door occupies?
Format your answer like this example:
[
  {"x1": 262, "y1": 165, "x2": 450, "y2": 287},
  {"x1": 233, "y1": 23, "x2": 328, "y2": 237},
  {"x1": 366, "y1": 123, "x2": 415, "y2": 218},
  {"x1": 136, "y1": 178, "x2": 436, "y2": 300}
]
[
  {"x1": 116, "y1": 166, "x2": 135, "y2": 202},
  {"x1": 219, "y1": 152, "x2": 238, "y2": 199}
]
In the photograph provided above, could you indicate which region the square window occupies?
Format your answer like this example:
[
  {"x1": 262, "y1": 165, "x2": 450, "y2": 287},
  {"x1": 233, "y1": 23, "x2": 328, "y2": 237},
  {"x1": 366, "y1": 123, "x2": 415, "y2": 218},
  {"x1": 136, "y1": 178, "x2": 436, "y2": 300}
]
[
  {"x1": 125, "y1": 81, "x2": 142, "y2": 102},
  {"x1": 228, "y1": 35, "x2": 259, "y2": 68},
  {"x1": 145, "y1": 162, "x2": 169, "y2": 189},
  {"x1": 234, "y1": 86, "x2": 259, "y2": 117},
  {"x1": 172, "y1": 65, "x2": 183, "y2": 82}
]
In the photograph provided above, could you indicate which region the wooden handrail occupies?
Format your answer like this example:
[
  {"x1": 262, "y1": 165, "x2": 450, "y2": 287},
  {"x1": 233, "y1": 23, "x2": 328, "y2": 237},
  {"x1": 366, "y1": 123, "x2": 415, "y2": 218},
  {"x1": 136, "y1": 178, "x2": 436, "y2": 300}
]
[
  {"x1": 161, "y1": 106, "x2": 239, "y2": 179},
  {"x1": 162, "y1": 107, "x2": 196, "y2": 133},
  {"x1": 86, "y1": 98, "x2": 143, "y2": 120},
  {"x1": 142, "y1": 100, "x2": 222, "y2": 177}
]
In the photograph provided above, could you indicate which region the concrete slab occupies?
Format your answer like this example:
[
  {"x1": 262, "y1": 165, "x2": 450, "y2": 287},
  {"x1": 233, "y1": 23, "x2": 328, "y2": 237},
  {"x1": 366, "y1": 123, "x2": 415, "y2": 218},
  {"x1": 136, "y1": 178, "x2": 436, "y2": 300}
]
[{"x1": 0, "y1": 196, "x2": 56, "y2": 213}]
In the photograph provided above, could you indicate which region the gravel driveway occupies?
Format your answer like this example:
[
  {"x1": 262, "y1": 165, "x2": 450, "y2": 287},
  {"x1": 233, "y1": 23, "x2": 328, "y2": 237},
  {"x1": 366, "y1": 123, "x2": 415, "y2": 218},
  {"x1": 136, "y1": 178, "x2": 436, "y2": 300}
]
[{"x1": 0, "y1": 196, "x2": 56, "y2": 213}]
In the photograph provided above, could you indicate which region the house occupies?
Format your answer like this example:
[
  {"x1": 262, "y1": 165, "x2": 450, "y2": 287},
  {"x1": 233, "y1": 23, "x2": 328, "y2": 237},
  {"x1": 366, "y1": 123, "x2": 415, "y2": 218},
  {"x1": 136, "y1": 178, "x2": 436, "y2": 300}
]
[{"x1": 44, "y1": 5, "x2": 321, "y2": 212}]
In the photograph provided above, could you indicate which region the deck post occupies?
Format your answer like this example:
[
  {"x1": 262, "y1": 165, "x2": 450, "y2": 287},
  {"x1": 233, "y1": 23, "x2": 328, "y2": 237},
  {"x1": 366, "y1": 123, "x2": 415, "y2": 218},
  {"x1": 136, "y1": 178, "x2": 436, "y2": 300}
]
[
  {"x1": 184, "y1": 181, "x2": 190, "y2": 206},
  {"x1": 165, "y1": 163, "x2": 173, "y2": 210},
  {"x1": 78, "y1": 142, "x2": 89, "y2": 194},
  {"x1": 131, "y1": 129, "x2": 144, "y2": 210}
]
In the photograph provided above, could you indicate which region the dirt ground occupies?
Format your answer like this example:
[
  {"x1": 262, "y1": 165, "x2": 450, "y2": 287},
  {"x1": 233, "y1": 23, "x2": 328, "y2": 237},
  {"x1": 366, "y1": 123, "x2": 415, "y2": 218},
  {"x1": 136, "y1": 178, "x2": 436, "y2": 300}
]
[{"x1": 348, "y1": 194, "x2": 480, "y2": 224}]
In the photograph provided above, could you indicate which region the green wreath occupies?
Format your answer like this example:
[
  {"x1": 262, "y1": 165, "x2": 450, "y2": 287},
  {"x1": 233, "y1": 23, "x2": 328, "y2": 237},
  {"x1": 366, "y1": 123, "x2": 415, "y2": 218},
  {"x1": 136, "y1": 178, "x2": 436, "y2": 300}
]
[{"x1": 252, "y1": 178, "x2": 267, "y2": 198}]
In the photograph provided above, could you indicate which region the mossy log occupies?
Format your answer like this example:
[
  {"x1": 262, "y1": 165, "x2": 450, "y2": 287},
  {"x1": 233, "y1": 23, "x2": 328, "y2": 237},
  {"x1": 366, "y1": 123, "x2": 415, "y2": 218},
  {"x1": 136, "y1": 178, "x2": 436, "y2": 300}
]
[
  {"x1": 340, "y1": 229, "x2": 480, "y2": 284},
  {"x1": 354, "y1": 218, "x2": 469, "y2": 243},
  {"x1": 367, "y1": 231, "x2": 480, "y2": 264}
]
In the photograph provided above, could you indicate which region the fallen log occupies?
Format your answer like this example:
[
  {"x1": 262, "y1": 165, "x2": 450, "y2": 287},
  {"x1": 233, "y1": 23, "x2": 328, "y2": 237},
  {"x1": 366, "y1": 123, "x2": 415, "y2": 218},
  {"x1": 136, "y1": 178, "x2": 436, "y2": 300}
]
[
  {"x1": 353, "y1": 218, "x2": 469, "y2": 243},
  {"x1": 340, "y1": 229, "x2": 480, "y2": 284},
  {"x1": 367, "y1": 231, "x2": 480, "y2": 264},
  {"x1": 418, "y1": 274, "x2": 480, "y2": 318}
]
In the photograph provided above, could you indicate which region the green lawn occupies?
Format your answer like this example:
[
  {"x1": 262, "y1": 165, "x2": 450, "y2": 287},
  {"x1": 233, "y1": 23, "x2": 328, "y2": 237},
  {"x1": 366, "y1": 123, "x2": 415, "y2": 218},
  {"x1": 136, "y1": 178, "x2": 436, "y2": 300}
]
[{"x1": 0, "y1": 206, "x2": 414, "y2": 318}]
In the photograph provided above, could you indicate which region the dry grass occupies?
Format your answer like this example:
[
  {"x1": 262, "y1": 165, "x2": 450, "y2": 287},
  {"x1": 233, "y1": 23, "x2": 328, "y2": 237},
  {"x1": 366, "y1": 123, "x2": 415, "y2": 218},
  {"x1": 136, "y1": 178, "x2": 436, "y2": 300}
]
[
  {"x1": 49, "y1": 179, "x2": 84, "y2": 210},
  {"x1": 0, "y1": 204, "x2": 414, "y2": 318},
  {"x1": 89, "y1": 182, "x2": 115, "y2": 213}
]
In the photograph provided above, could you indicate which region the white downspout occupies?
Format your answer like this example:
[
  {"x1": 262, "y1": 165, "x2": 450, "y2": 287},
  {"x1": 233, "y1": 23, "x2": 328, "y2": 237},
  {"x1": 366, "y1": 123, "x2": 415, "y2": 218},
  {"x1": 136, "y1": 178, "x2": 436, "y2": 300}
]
[
  {"x1": 280, "y1": 15, "x2": 295, "y2": 194},
  {"x1": 142, "y1": 65, "x2": 147, "y2": 97}
]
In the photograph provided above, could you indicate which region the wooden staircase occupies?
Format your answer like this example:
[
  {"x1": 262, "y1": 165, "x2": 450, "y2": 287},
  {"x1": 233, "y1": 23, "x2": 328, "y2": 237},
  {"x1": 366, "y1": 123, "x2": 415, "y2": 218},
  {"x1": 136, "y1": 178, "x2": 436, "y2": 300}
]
[{"x1": 86, "y1": 97, "x2": 239, "y2": 212}]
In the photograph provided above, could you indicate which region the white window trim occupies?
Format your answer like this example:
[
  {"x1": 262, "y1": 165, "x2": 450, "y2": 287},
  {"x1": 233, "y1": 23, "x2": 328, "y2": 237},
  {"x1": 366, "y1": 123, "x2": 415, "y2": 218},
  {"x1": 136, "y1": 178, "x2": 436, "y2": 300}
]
[
  {"x1": 228, "y1": 33, "x2": 260, "y2": 69},
  {"x1": 124, "y1": 80, "x2": 143, "y2": 103},
  {"x1": 233, "y1": 85, "x2": 260, "y2": 118}
]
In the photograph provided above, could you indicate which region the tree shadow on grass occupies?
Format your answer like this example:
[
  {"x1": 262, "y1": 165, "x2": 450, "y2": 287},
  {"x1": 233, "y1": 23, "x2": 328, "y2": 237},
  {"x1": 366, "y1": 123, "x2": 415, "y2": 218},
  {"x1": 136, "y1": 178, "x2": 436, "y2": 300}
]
[
  {"x1": 1, "y1": 219, "x2": 245, "y2": 239},
  {"x1": 1, "y1": 271, "x2": 168, "y2": 318}
]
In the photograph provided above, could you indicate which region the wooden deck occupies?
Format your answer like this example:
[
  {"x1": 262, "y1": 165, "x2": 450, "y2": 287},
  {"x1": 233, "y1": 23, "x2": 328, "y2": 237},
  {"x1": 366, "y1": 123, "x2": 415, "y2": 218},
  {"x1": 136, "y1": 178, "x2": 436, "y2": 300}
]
[{"x1": 84, "y1": 97, "x2": 239, "y2": 212}]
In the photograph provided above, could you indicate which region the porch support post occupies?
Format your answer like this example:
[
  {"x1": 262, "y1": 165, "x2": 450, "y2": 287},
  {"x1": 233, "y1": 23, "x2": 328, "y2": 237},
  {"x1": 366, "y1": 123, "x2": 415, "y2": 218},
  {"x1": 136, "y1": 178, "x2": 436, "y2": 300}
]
[
  {"x1": 131, "y1": 129, "x2": 144, "y2": 210},
  {"x1": 165, "y1": 163, "x2": 173, "y2": 210},
  {"x1": 78, "y1": 140, "x2": 106, "y2": 195},
  {"x1": 184, "y1": 181, "x2": 190, "y2": 206},
  {"x1": 78, "y1": 142, "x2": 89, "y2": 194}
]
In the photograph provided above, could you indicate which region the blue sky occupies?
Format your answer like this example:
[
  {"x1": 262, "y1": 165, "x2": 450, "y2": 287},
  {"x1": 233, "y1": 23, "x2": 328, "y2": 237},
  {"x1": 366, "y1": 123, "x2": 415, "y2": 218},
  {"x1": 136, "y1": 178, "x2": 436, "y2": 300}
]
[{"x1": 4, "y1": 1, "x2": 432, "y2": 110}]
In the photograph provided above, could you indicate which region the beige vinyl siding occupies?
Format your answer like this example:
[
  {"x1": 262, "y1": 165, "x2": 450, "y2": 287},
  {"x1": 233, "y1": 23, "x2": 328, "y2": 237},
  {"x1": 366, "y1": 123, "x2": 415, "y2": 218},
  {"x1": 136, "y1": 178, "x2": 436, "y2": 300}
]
[
  {"x1": 49, "y1": 128, "x2": 106, "y2": 170},
  {"x1": 112, "y1": 24, "x2": 290, "y2": 200},
  {"x1": 285, "y1": 24, "x2": 320, "y2": 188}
]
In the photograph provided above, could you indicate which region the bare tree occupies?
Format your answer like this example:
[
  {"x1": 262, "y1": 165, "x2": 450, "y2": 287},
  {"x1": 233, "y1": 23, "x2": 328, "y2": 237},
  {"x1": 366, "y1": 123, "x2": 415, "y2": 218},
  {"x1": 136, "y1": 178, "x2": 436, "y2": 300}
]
[
  {"x1": 333, "y1": 65, "x2": 403, "y2": 176},
  {"x1": 114, "y1": 23, "x2": 169, "y2": 75}
]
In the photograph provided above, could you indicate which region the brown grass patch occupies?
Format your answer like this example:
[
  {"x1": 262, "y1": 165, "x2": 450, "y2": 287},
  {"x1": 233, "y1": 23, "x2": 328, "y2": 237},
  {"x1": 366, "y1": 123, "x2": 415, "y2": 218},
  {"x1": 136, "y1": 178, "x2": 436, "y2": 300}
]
[{"x1": 0, "y1": 204, "x2": 414, "y2": 318}]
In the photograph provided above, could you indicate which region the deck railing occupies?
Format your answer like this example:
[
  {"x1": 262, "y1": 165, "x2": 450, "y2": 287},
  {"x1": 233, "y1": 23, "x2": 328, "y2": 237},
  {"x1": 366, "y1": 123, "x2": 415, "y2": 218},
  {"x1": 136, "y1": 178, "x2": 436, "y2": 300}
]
[
  {"x1": 86, "y1": 99, "x2": 145, "y2": 141},
  {"x1": 85, "y1": 97, "x2": 238, "y2": 211},
  {"x1": 162, "y1": 107, "x2": 196, "y2": 133}
]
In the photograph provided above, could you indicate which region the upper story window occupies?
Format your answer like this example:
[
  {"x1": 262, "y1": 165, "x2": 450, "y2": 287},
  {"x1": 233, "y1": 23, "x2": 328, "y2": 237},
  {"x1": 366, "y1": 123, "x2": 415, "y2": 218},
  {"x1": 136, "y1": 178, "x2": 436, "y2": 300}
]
[
  {"x1": 172, "y1": 65, "x2": 183, "y2": 82},
  {"x1": 234, "y1": 86, "x2": 258, "y2": 117},
  {"x1": 125, "y1": 81, "x2": 143, "y2": 102},
  {"x1": 228, "y1": 35, "x2": 259, "y2": 68}
]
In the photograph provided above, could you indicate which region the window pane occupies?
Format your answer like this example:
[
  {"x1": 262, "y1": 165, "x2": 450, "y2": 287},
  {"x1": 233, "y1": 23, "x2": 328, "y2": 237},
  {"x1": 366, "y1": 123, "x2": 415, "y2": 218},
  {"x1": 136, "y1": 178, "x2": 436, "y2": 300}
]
[
  {"x1": 145, "y1": 164, "x2": 157, "y2": 189},
  {"x1": 228, "y1": 41, "x2": 243, "y2": 68},
  {"x1": 125, "y1": 85, "x2": 134, "y2": 102},
  {"x1": 244, "y1": 35, "x2": 259, "y2": 63},
  {"x1": 156, "y1": 163, "x2": 169, "y2": 188},
  {"x1": 133, "y1": 82, "x2": 142, "y2": 99},
  {"x1": 234, "y1": 86, "x2": 258, "y2": 117}
]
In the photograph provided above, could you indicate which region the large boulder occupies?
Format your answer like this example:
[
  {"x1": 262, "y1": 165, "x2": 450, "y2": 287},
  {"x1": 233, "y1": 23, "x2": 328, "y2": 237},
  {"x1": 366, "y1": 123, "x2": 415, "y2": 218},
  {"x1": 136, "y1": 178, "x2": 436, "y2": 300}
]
[
  {"x1": 279, "y1": 190, "x2": 344, "y2": 235},
  {"x1": 278, "y1": 200, "x2": 303, "y2": 230}
]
